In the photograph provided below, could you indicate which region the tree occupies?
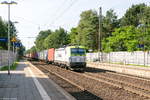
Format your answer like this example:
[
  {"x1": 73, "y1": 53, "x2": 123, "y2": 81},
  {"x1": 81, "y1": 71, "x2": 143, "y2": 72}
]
[
  {"x1": 44, "y1": 28, "x2": 69, "y2": 49},
  {"x1": 102, "y1": 9, "x2": 119, "y2": 37},
  {"x1": 102, "y1": 4, "x2": 150, "y2": 52},
  {"x1": 17, "y1": 44, "x2": 25, "y2": 57},
  {"x1": 138, "y1": 24, "x2": 150, "y2": 50},
  {"x1": 69, "y1": 27, "x2": 78, "y2": 45},
  {"x1": 0, "y1": 17, "x2": 7, "y2": 49},
  {"x1": 35, "y1": 30, "x2": 52, "y2": 51},
  {"x1": 25, "y1": 46, "x2": 36, "y2": 54},
  {"x1": 30, "y1": 3, "x2": 150, "y2": 53},
  {"x1": 77, "y1": 10, "x2": 99, "y2": 50},
  {"x1": 120, "y1": 3, "x2": 147, "y2": 27},
  {"x1": 0, "y1": 17, "x2": 17, "y2": 50},
  {"x1": 102, "y1": 26, "x2": 147, "y2": 52},
  {"x1": 143, "y1": 5, "x2": 150, "y2": 26}
]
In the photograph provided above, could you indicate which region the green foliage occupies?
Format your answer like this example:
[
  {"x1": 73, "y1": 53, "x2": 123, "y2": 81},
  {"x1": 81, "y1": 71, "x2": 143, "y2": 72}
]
[
  {"x1": 69, "y1": 28, "x2": 78, "y2": 45},
  {"x1": 76, "y1": 10, "x2": 99, "y2": 50},
  {"x1": 35, "y1": 30, "x2": 52, "y2": 51},
  {"x1": 44, "y1": 28, "x2": 69, "y2": 49},
  {"x1": 138, "y1": 26, "x2": 150, "y2": 50},
  {"x1": 9, "y1": 21, "x2": 17, "y2": 38},
  {"x1": 120, "y1": 3, "x2": 148, "y2": 27},
  {"x1": 0, "y1": 17, "x2": 18, "y2": 50},
  {"x1": 102, "y1": 9, "x2": 119, "y2": 37},
  {"x1": 69, "y1": 9, "x2": 119, "y2": 51},
  {"x1": 0, "y1": 17, "x2": 7, "y2": 49},
  {"x1": 102, "y1": 3, "x2": 150, "y2": 52},
  {"x1": 143, "y1": 5, "x2": 150, "y2": 26},
  {"x1": 18, "y1": 44, "x2": 25, "y2": 57},
  {"x1": 25, "y1": 46, "x2": 37, "y2": 54},
  {"x1": 0, "y1": 62, "x2": 18, "y2": 71},
  {"x1": 102, "y1": 26, "x2": 150, "y2": 52}
]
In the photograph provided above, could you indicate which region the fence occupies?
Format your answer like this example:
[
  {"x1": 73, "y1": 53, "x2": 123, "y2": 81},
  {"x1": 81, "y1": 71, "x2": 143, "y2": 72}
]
[
  {"x1": 0, "y1": 50, "x2": 16, "y2": 69},
  {"x1": 86, "y1": 51, "x2": 150, "y2": 66}
]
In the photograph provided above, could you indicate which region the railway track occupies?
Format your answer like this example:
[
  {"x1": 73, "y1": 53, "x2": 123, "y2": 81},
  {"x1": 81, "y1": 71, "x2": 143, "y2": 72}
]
[
  {"x1": 31, "y1": 61, "x2": 150, "y2": 100},
  {"x1": 36, "y1": 64, "x2": 101, "y2": 100},
  {"x1": 83, "y1": 72, "x2": 150, "y2": 98},
  {"x1": 84, "y1": 67, "x2": 150, "y2": 98}
]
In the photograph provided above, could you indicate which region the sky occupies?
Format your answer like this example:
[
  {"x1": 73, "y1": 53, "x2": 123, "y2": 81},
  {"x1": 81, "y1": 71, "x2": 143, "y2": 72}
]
[{"x1": 0, "y1": 0, "x2": 149, "y2": 50}]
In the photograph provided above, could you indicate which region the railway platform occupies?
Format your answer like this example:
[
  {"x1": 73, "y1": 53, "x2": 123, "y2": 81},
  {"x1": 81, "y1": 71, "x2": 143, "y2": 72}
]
[
  {"x1": 0, "y1": 61, "x2": 75, "y2": 100},
  {"x1": 87, "y1": 62, "x2": 150, "y2": 78}
]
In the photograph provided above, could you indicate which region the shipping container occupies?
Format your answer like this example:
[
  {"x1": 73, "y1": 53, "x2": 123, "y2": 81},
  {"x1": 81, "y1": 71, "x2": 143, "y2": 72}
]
[
  {"x1": 38, "y1": 50, "x2": 48, "y2": 61},
  {"x1": 47, "y1": 48, "x2": 55, "y2": 63},
  {"x1": 31, "y1": 52, "x2": 38, "y2": 59}
]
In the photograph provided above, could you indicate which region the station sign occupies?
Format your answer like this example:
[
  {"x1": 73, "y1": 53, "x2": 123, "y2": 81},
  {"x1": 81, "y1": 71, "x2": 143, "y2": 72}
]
[
  {"x1": 14, "y1": 42, "x2": 22, "y2": 47},
  {"x1": 138, "y1": 44, "x2": 144, "y2": 48},
  {"x1": 0, "y1": 38, "x2": 8, "y2": 42}
]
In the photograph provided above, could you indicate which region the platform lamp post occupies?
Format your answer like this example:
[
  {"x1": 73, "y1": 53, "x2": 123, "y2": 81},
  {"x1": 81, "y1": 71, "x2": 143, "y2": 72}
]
[{"x1": 1, "y1": 1, "x2": 17, "y2": 75}]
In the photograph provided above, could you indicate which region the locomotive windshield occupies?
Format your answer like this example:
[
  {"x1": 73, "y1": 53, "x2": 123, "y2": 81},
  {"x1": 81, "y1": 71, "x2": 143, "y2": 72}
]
[{"x1": 71, "y1": 48, "x2": 85, "y2": 55}]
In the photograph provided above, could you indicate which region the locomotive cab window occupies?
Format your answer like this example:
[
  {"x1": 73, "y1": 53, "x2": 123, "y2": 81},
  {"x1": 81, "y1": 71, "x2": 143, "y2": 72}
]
[{"x1": 71, "y1": 48, "x2": 85, "y2": 55}]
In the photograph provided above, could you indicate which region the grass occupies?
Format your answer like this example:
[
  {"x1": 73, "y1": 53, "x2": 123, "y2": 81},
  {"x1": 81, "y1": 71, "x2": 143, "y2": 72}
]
[
  {"x1": 89, "y1": 60, "x2": 150, "y2": 68},
  {"x1": 110, "y1": 62, "x2": 149, "y2": 67},
  {"x1": 126, "y1": 63, "x2": 149, "y2": 67},
  {"x1": 0, "y1": 62, "x2": 18, "y2": 71}
]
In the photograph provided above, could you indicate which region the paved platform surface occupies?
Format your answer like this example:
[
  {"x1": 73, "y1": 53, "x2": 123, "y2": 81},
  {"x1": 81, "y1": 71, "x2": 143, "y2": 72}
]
[{"x1": 0, "y1": 61, "x2": 75, "y2": 100}]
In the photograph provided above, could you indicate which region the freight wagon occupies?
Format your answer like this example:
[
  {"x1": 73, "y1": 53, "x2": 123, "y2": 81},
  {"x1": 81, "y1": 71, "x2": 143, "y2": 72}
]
[{"x1": 26, "y1": 52, "x2": 38, "y2": 61}]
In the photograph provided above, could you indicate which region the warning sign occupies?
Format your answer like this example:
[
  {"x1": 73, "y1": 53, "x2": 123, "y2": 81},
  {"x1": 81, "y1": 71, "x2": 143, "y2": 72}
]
[{"x1": 11, "y1": 37, "x2": 17, "y2": 42}]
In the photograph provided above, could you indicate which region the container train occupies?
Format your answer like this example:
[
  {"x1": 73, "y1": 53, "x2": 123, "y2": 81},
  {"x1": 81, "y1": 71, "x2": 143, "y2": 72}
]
[{"x1": 26, "y1": 46, "x2": 86, "y2": 71}]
